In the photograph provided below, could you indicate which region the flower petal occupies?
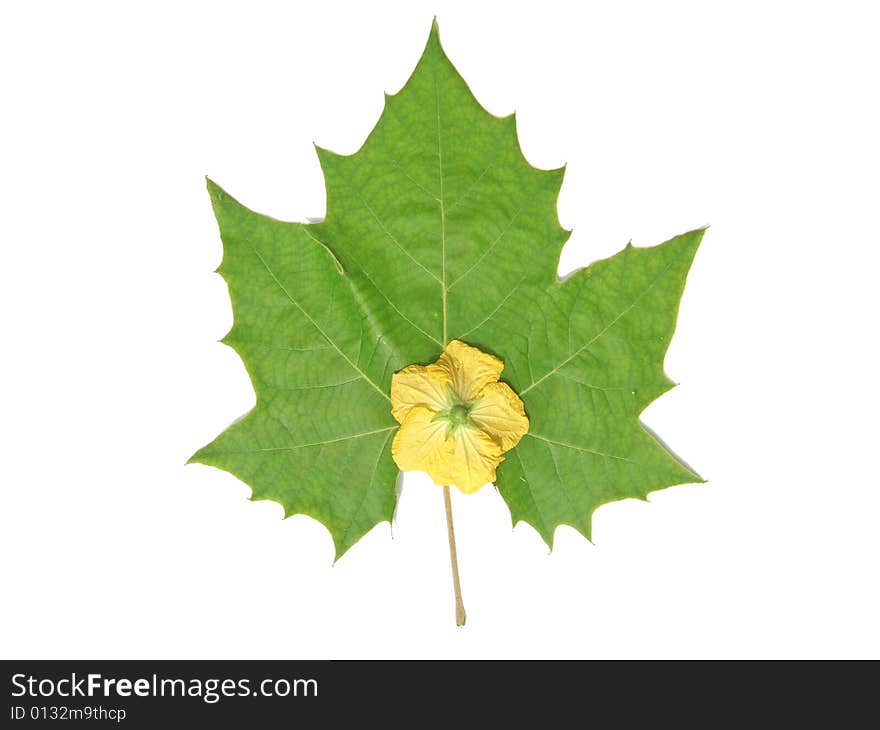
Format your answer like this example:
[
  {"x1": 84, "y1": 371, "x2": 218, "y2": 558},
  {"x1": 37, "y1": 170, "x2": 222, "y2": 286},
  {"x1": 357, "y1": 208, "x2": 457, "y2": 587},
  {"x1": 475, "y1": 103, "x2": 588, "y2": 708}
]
[
  {"x1": 390, "y1": 364, "x2": 451, "y2": 424},
  {"x1": 391, "y1": 406, "x2": 454, "y2": 473},
  {"x1": 432, "y1": 426, "x2": 503, "y2": 494},
  {"x1": 470, "y1": 381, "x2": 530, "y2": 451},
  {"x1": 431, "y1": 339, "x2": 503, "y2": 401}
]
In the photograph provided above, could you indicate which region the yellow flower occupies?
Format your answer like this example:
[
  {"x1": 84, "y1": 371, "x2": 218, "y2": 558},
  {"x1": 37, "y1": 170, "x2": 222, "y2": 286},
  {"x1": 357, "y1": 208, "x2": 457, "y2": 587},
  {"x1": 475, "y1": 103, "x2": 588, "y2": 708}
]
[{"x1": 390, "y1": 340, "x2": 529, "y2": 493}]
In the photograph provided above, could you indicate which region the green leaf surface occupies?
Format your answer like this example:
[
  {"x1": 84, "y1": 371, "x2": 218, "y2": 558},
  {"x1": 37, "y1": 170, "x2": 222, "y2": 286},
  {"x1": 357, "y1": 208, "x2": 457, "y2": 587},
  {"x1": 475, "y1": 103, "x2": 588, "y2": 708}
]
[{"x1": 191, "y1": 21, "x2": 703, "y2": 557}]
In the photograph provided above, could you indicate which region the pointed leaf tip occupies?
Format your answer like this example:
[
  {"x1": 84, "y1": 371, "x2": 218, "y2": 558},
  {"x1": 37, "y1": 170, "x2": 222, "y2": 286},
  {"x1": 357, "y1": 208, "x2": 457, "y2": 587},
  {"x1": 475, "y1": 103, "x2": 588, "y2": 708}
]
[
  {"x1": 205, "y1": 177, "x2": 229, "y2": 207},
  {"x1": 426, "y1": 17, "x2": 443, "y2": 51}
]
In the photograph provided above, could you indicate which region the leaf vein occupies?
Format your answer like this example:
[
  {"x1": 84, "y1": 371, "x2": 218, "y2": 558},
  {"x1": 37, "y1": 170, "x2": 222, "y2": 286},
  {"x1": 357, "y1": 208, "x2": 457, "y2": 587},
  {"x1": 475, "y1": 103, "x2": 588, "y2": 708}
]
[
  {"x1": 337, "y1": 429, "x2": 395, "y2": 552},
  {"x1": 526, "y1": 433, "x2": 636, "y2": 464},
  {"x1": 230, "y1": 426, "x2": 397, "y2": 454},
  {"x1": 520, "y1": 259, "x2": 678, "y2": 395},
  {"x1": 246, "y1": 242, "x2": 391, "y2": 403}
]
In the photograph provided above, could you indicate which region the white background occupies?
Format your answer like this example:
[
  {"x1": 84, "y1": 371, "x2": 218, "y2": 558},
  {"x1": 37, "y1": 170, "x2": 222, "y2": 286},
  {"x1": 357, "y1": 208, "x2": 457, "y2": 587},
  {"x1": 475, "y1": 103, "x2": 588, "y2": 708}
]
[{"x1": 2, "y1": 0, "x2": 878, "y2": 659}]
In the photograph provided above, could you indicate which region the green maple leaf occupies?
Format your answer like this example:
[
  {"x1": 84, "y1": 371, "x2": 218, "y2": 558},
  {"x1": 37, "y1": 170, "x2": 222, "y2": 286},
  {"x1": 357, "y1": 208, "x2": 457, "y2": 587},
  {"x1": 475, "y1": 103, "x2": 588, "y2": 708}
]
[{"x1": 191, "y1": 21, "x2": 703, "y2": 565}]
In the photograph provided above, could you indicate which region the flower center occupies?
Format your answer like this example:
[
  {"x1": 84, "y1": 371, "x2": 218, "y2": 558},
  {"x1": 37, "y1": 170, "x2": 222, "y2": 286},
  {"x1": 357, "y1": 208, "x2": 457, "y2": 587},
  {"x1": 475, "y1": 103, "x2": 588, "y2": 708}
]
[
  {"x1": 435, "y1": 398, "x2": 474, "y2": 434},
  {"x1": 447, "y1": 403, "x2": 471, "y2": 426}
]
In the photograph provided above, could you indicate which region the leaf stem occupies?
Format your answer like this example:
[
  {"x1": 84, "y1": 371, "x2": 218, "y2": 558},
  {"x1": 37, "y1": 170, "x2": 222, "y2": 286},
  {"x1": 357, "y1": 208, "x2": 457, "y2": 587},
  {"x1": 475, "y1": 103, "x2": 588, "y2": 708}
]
[{"x1": 442, "y1": 485, "x2": 467, "y2": 626}]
